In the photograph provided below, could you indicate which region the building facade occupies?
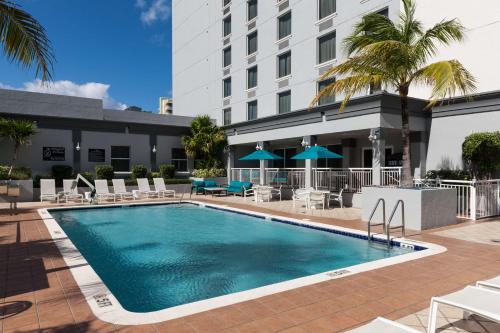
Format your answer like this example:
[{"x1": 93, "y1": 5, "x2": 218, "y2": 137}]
[
  {"x1": 0, "y1": 89, "x2": 193, "y2": 176},
  {"x1": 172, "y1": 0, "x2": 500, "y2": 186},
  {"x1": 159, "y1": 97, "x2": 173, "y2": 115}
]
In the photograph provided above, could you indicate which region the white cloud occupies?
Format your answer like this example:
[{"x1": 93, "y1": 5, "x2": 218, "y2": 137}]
[
  {"x1": 1, "y1": 79, "x2": 127, "y2": 110},
  {"x1": 140, "y1": 0, "x2": 170, "y2": 25},
  {"x1": 135, "y1": 0, "x2": 146, "y2": 8}
]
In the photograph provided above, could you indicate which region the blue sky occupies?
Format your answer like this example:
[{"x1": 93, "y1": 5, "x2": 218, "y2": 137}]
[{"x1": 0, "y1": 0, "x2": 172, "y2": 111}]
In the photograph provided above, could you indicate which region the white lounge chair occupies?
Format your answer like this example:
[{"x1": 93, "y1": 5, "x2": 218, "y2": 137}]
[
  {"x1": 428, "y1": 286, "x2": 500, "y2": 333},
  {"x1": 477, "y1": 275, "x2": 500, "y2": 291},
  {"x1": 40, "y1": 179, "x2": 59, "y2": 203},
  {"x1": 59, "y1": 179, "x2": 84, "y2": 203},
  {"x1": 328, "y1": 188, "x2": 344, "y2": 208},
  {"x1": 112, "y1": 179, "x2": 135, "y2": 200},
  {"x1": 94, "y1": 180, "x2": 116, "y2": 203},
  {"x1": 137, "y1": 178, "x2": 158, "y2": 198},
  {"x1": 153, "y1": 178, "x2": 176, "y2": 198},
  {"x1": 346, "y1": 317, "x2": 421, "y2": 333}
]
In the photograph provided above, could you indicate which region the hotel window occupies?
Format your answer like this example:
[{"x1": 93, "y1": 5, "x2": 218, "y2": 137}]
[
  {"x1": 317, "y1": 145, "x2": 342, "y2": 168},
  {"x1": 278, "y1": 90, "x2": 291, "y2": 114},
  {"x1": 272, "y1": 148, "x2": 297, "y2": 168},
  {"x1": 223, "y1": 77, "x2": 231, "y2": 98},
  {"x1": 110, "y1": 146, "x2": 130, "y2": 172},
  {"x1": 223, "y1": 15, "x2": 231, "y2": 37},
  {"x1": 171, "y1": 148, "x2": 187, "y2": 172},
  {"x1": 248, "y1": 0, "x2": 257, "y2": 21},
  {"x1": 223, "y1": 108, "x2": 231, "y2": 125},
  {"x1": 247, "y1": 100, "x2": 258, "y2": 120},
  {"x1": 278, "y1": 11, "x2": 291, "y2": 40},
  {"x1": 317, "y1": 78, "x2": 335, "y2": 105},
  {"x1": 318, "y1": 31, "x2": 336, "y2": 64},
  {"x1": 223, "y1": 46, "x2": 231, "y2": 68},
  {"x1": 247, "y1": 31, "x2": 258, "y2": 55},
  {"x1": 247, "y1": 66, "x2": 258, "y2": 89},
  {"x1": 377, "y1": 7, "x2": 389, "y2": 17},
  {"x1": 277, "y1": 51, "x2": 291, "y2": 78},
  {"x1": 223, "y1": 0, "x2": 231, "y2": 7},
  {"x1": 319, "y1": 0, "x2": 336, "y2": 20}
]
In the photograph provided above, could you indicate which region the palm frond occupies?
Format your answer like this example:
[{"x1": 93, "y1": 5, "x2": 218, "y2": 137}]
[
  {"x1": 413, "y1": 60, "x2": 477, "y2": 105},
  {"x1": 415, "y1": 19, "x2": 465, "y2": 58},
  {"x1": 0, "y1": 0, "x2": 54, "y2": 81}
]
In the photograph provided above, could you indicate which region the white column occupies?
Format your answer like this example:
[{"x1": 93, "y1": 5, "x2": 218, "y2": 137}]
[
  {"x1": 303, "y1": 136, "x2": 316, "y2": 189},
  {"x1": 226, "y1": 146, "x2": 235, "y2": 182},
  {"x1": 370, "y1": 128, "x2": 385, "y2": 186},
  {"x1": 258, "y1": 141, "x2": 268, "y2": 185}
]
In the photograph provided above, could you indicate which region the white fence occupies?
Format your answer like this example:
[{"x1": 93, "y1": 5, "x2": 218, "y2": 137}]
[
  {"x1": 231, "y1": 168, "x2": 260, "y2": 184},
  {"x1": 414, "y1": 178, "x2": 500, "y2": 220},
  {"x1": 381, "y1": 167, "x2": 402, "y2": 186},
  {"x1": 266, "y1": 168, "x2": 306, "y2": 188}
]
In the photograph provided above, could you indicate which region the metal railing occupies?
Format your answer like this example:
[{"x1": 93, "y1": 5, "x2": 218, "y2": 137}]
[
  {"x1": 381, "y1": 167, "x2": 402, "y2": 186},
  {"x1": 386, "y1": 200, "x2": 406, "y2": 247},
  {"x1": 265, "y1": 168, "x2": 306, "y2": 188},
  {"x1": 368, "y1": 198, "x2": 386, "y2": 241},
  {"x1": 231, "y1": 168, "x2": 260, "y2": 184}
]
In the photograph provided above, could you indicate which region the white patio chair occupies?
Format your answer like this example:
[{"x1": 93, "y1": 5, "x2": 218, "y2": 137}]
[
  {"x1": 137, "y1": 178, "x2": 158, "y2": 198},
  {"x1": 270, "y1": 185, "x2": 282, "y2": 201},
  {"x1": 255, "y1": 186, "x2": 272, "y2": 202},
  {"x1": 327, "y1": 188, "x2": 344, "y2": 208},
  {"x1": 112, "y1": 179, "x2": 135, "y2": 200},
  {"x1": 346, "y1": 317, "x2": 420, "y2": 333},
  {"x1": 94, "y1": 180, "x2": 116, "y2": 203},
  {"x1": 59, "y1": 179, "x2": 84, "y2": 204},
  {"x1": 308, "y1": 191, "x2": 325, "y2": 210},
  {"x1": 40, "y1": 179, "x2": 59, "y2": 203},
  {"x1": 292, "y1": 187, "x2": 313, "y2": 208},
  {"x1": 477, "y1": 275, "x2": 500, "y2": 291},
  {"x1": 428, "y1": 286, "x2": 500, "y2": 333},
  {"x1": 153, "y1": 178, "x2": 176, "y2": 198}
]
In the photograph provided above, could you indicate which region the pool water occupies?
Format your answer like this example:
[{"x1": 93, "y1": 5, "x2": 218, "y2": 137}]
[{"x1": 50, "y1": 203, "x2": 414, "y2": 313}]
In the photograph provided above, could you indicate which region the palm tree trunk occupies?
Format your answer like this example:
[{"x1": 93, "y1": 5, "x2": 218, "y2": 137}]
[
  {"x1": 400, "y1": 90, "x2": 412, "y2": 187},
  {"x1": 8, "y1": 142, "x2": 19, "y2": 178}
]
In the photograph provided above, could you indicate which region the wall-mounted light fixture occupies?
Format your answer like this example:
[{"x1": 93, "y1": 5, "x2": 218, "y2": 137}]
[
  {"x1": 301, "y1": 137, "x2": 310, "y2": 148},
  {"x1": 152, "y1": 145, "x2": 157, "y2": 153},
  {"x1": 75, "y1": 142, "x2": 81, "y2": 151},
  {"x1": 255, "y1": 143, "x2": 263, "y2": 150}
]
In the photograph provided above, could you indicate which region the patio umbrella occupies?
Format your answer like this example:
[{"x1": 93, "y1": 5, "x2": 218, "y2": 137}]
[
  {"x1": 239, "y1": 149, "x2": 283, "y2": 161},
  {"x1": 291, "y1": 145, "x2": 343, "y2": 160}
]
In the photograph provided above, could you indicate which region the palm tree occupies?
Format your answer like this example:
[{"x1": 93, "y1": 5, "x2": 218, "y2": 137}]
[
  {"x1": 182, "y1": 115, "x2": 227, "y2": 169},
  {"x1": 312, "y1": 0, "x2": 476, "y2": 186},
  {"x1": 0, "y1": 0, "x2": 54, "y2": 80},
  {"x1": 0, "y1": 118, "x2": 37, "y2": 177}
]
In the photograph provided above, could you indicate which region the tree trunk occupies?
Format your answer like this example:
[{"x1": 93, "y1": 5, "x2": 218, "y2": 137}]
[
  {"x1": 400, "y1": 90, "x2": 412, "y2": 187},
  {"x1": 8, "y1": 143, "x2": 19, "y2": 178}
]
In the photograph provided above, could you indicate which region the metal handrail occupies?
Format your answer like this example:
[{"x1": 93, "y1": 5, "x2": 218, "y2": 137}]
[
  {"x1": 386, "y1": 200, "x2": 406, "y2": 247},
  {"x1": 368, "y1": 198, "x2": 386, "y2": 240}
]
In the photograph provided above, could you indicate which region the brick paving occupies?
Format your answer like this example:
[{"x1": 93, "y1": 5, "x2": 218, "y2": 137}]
[{"x1": 1, "y1": 200, "x2": 500, "y2": 333}]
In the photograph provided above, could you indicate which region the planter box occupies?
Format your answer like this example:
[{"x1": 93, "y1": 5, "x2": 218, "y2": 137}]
[
  {"x1": 362, "y1": 186, "x2": 457, "y2": 231},
  {"x1": 0, "y1": 180, "x2": 34, "y2": 202}
]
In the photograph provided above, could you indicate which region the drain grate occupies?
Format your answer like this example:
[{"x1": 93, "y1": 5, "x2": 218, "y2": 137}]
[
  {"x1": 326, "y1": 269, "x2": 351, "y2": 277},
  {"x1": 94, "y1": 294, "x2": 112, "y2": 308}
]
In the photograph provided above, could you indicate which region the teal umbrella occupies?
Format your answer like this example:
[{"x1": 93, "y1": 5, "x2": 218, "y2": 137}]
[
  {"x1": 239, "y1": 149, "x2": 283, "y2": 161},
  {"x1": 291, "y1": 145, "x2": 343, "y2": 160}
]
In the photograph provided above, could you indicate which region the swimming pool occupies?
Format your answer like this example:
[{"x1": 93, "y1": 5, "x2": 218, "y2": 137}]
[{"x1": 41, "y1": 202, "x2": 445, "y2": 324}]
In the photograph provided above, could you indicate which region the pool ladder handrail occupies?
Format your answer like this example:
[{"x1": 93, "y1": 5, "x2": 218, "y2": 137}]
[
  {"x1": 386, "y1": 200, "x2": 406, "y2": 247},
  {"x1": 367, "y1": 198, "x2": 386, "y2": 241}
]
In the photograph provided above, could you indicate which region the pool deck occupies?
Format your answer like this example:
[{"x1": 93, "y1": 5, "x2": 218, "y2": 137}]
[{"x1": 1, "y1": 197, "x2": 500, "y2": 332}]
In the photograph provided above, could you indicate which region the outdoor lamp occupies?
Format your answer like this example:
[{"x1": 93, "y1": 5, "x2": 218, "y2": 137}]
[
  {"x1": 75, "y1": 142, "x2": 80, "y2": 151},
  {"x1": 301, "y1": 138, "x2": 309, "y2": 147},
  {"x1": 152, "y1": 145, "x2": 157, "y2": 153}
]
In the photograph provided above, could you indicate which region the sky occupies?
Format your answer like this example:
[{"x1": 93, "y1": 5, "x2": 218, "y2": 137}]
[{"x1": 0, "y1": 0, "x2": 172, "y2": 111}]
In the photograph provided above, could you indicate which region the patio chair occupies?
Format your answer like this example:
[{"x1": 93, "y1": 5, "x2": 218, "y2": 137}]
[
  {"x1": 40, "y1": 179, "x2": 59, "y2": 203},
  {"x1": 153, "y1": 178, "x2": 176, "y2": 198},
  {"x1": 94, "y1": 180, "x2": 117, "y2": 203},
  {"x1": 308, "y1": 191, "x2": 325, "y2": 210},
  {"x1": 428, "y1": 286, "x2": 500, "y2": 333},
  {"x1": 292, "y1": 187, "x2": 313, "y2": 208},
  {"x1": 111, "y1": 179, "x2": 135, "y2": 201},
  {"x1": 59, "y1": 179, "x2": 84, "y2": 203},
  {"x1": 346, "y1": 317, "x2": 421, "y2": 333},
  {"x1": 137, "y1": 178, "x2": 159, "y2": 198},
  {"x1": 254, "y1": 186, "x2": 272, "y2": 202},
  {"x1": 477, "y1": 275, "x2": 500, "y2": 291},
  {"x1": 270, "y1": 185, "x2": 282, "y2": 201},
  {"x1": 327, "y1": 188, "x2": 344, "y2": 208}
]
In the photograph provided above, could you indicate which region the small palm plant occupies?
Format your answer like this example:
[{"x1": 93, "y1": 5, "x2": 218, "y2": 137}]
[
  {"x1": 182, "y1": 115, "x2": 227, "y2": 169},
  {"x1": 0, "y1": 118, "x2": 37, "y2": 177},
  {"x1": 0, "y1": 0, "x2": 54, "y2": 80},
  {"x1": 312, "y1": 0, "x2": 476, "y2": 186}
]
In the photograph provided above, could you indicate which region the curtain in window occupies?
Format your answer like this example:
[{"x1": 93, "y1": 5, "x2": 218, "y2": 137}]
[
  {"x1": 278, "y1": 12, "x2": 291, "y2": 40},
  {"x1": 223, "y1": 16, "x2": 231, "y2": 36},
  {"x1": 223, "y1": 78, "x2": 231, "y2": 97},
  {"x1": 248, "y1": 0, "x2": 257, "y2": 21},
  {"x1": 247, "y1": 101, "x2": 258, "y2": 120},
  {"x1": 223, "y1": 47, "x2": 231, "y2": 67},
  {"x1": 223, "y1": 108, "x2": 231, "y2": 125},
  {"x1": 278, "y1": 91, "x2": 291, "y2": 114},
  {"x1": 318, "y1": 33, "x2": 336, "y2": 63},
  {"x1": 319, "y1": 0, "x2": 336, "y2": 19},
  {"x1": 278, "y1": 52, "x2": 291, "y2": 77},
  {"x1": 318, "y1": 78, "x2": 335, "y2": 105},
  {"x1": 247, "y1": 67, "x2": 257, "y2": 89},
  {"x1": 247, "y1": 32, "x2": 257, "y2": 55}
]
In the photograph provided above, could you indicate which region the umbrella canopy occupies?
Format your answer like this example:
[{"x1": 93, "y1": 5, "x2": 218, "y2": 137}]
[
  {"x1": 239, "y1": 149, "x2": 283, "y2": 161},
  {"x1": 291, "y1": 145, "x2": 343, "y2": 160}
]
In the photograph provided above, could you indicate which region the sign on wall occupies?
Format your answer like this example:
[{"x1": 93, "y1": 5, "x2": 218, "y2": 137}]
[
  {"x1": 88, "y1": 149, "x2": 105, "y2": 162},
  {"x1": 42, "y1": 147, "x2": 65, "y2": 161}
]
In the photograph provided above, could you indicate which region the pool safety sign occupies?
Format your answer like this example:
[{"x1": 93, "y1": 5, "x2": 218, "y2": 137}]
[{"x1": 43, "y1": 147, "x2": 65, "y2": 161}]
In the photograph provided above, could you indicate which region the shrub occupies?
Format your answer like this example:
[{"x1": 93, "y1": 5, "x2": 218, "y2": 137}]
[
  {"x1": 33, "y1": 174, "x2": 51, "y2": 188},
  {"x1": 131, "y1": 164, "x2": 148, "y2": 179},
  {"x1": 79, "y1": 172, "x2": 94, "y2": 186},
  {"x1": 51, "y1": 165, "x2": 73, "y2": 186},
  {"x1": 159, "y1": 164, "x2": 175, "y2": 179},
  {"x1": 192, "y1": 168, "x2": 226, "y2": 178},
  {"x1": 95, "y1": 165, "x2": 114, "y2": 180},
  {"x1": 425, "y1": 169, "x2": 471, "y2": 181},
  {"x1": 150, "y1": 171, "x2": 161, "y2": 179},
  {"x1": 0, "y1": 165, "x2": 32, "y2": 180},
  {"x1": 462, "y1": 131, "x2": 500, "y2": 179}
]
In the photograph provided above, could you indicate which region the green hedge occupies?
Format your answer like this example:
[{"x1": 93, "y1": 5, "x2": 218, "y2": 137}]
[
  {"x1": 462, "y1": 131, "x2": 500, "y2": 178},
  {"x1": 0, "y1": 165, "x2": 32, "y2": 180},
  {"x1": 123, "y1": 178, "x2": 191, "y2": 186},
  {"x1": 159, "y1": 164, "x2": 175, "y2": 179},
  {"x1": 425, "y1": 169, "x2": 471, "y2": 181},
  {"x1": 51, "y1": 165, "x2": 73, "y2": 186},
  {"x1": 192, "y1": 168, "x2": 225, "y2": 178},
  {"x1": 95, "y1": 165, "x2": 114, "y2": 180},
  {"x1": 131, "y1": 164, "x2": 148, "y2": 179}
]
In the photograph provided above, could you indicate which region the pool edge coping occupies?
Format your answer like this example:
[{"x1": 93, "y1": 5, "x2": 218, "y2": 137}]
[{"x1": 37, "y1": 200, "x2": 447, "y2": 325}]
